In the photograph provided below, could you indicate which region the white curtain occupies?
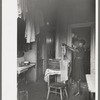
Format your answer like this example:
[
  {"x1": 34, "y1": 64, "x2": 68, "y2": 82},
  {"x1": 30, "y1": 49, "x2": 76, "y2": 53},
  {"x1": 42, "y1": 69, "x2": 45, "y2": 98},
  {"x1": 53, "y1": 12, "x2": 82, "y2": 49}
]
[{"x1": 17, "y1": 0, "x2": 44, "y2": 43}]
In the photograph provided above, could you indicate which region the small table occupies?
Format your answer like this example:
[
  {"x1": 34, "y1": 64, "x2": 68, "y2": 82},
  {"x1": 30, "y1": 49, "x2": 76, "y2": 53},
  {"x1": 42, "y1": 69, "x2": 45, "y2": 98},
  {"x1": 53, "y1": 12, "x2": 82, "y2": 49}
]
[
  {"x1": 17, "y1": 63, "x2": 35, "y2": 84},
  {"x1": 86, "y1": 74, "x2": 95, "y2": 100},
  {"x1": 17, "y1": 63, "x2": 35, "y2": 74}
]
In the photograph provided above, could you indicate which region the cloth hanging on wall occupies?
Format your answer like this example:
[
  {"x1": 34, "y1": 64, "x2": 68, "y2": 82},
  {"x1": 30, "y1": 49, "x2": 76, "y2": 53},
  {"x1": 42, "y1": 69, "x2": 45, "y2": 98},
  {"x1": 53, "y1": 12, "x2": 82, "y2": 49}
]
[
  {"x1": 17, "y1": 17, "x2": 26, "y2": 57},
  {"x1": 25, "y1": 9, "x2": 44, "y2": 43},
  {"x1": 60, "y1": 59, "x2": 70, "y2": 82},
  {"x1": 25, "y1": 18, "x2": 35, "y2": 43},
  {"x1": 18, "y1": 0, "x2": 44, "y2": 43},
  {"x1": 18, "y1": 0, "x2": 28, "y2": 20},
  {"x1": 60, "y1": 45, "x2": 70, "y2": 82},
  {"x1": 17, "y1": 17, "x2": 26, "y2": 51}
]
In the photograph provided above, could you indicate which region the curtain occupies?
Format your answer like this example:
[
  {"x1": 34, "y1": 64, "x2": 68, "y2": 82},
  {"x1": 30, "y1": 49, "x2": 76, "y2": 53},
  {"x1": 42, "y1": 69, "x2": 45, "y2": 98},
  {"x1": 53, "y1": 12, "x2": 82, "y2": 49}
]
[{"x1": 17, "y1": 0, "x2": 44, "y2": 43}]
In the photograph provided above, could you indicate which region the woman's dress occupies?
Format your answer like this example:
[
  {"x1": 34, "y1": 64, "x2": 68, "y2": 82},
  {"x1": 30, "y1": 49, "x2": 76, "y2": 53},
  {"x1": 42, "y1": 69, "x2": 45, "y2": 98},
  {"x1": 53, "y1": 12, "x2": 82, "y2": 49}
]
[{"x1": 71, "y1": 47, "x2": 86, "y2": 82}]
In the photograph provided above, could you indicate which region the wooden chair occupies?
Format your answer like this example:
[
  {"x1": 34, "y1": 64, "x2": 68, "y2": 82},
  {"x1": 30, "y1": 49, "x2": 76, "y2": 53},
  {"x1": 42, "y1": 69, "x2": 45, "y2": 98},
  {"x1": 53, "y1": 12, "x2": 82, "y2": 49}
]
[
  {"x1": 46, "y1": 44, "x2": 70, "y2": 100},
  {"x1": 47, "y1": 74, "x2": 68, "y2": 100}
]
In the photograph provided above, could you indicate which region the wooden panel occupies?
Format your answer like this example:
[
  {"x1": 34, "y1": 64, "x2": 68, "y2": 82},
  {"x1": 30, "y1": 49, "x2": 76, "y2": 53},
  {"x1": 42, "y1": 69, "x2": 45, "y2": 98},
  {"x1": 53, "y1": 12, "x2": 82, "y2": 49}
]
[{"x1": 48, "y1": 59, "x2": 60, "y2": 70}]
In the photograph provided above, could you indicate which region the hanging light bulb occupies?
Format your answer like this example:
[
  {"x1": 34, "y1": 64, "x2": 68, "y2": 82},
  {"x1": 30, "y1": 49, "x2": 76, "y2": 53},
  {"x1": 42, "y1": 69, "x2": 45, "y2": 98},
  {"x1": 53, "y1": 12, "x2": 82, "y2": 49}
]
[
  {"x1": 46, "y1": 22, "x2": 50, "y2": 26},
  {"x1": 46, "y1": 38, "x2": 52, "y2": 43},
  {"x1": 72, "y1": 33, "x2": 75, "y2": 38}
]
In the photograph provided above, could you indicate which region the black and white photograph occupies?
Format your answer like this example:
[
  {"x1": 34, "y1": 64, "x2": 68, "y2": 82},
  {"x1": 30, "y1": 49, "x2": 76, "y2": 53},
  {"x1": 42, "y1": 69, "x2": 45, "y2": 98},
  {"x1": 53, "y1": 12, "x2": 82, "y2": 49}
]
[
  {"x1": 17, "y1": 0, "x2": 96, "y2": 100},
  {"x1": 2, "y1": 0, "x2": 98, "y2": 100}
]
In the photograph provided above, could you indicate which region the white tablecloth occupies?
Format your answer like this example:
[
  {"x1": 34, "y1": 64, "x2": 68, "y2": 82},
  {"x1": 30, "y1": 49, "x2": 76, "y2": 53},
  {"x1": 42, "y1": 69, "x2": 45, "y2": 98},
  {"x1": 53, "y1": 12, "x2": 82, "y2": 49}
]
[
  {"x1": 86, "y1": 74, "x2": 95, "y2": 92},
  {"x1": 17, "y1": 64, "x2": 35, "y2": 74},
  {"x1": 44, "y1": 69, "x2": 61, "y2": 82}
]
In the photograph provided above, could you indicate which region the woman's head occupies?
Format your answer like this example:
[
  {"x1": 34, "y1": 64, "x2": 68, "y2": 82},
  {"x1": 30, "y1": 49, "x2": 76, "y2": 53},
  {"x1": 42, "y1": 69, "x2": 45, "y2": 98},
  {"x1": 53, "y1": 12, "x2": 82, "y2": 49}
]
[
  {"x1": 78, "y1": 40, "x2": 86, "y2": 47},
  {"x1": 73, "y1": 39, "x2": 79, "y2": 48}
]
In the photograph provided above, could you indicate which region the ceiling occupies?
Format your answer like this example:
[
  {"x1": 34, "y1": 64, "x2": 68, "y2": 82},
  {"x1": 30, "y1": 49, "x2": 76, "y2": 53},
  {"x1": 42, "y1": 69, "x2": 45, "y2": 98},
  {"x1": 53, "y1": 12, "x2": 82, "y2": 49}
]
[{"x1": 18, "y1": 0, "x2": 95, "y2": 27}]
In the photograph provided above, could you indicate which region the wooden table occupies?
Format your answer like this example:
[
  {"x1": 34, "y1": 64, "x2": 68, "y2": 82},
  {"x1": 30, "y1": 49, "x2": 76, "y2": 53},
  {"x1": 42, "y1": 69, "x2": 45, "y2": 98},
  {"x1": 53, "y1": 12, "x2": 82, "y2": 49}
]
[
  {"x1": 17, "y1": 63, "x2": 35, "y2": 74},
  {"x1": 17, "y1": 63, "x2": 35, "y2": 84},
  {"x1": 86, "y1": 74, "x2": 95, "y2": 100}
]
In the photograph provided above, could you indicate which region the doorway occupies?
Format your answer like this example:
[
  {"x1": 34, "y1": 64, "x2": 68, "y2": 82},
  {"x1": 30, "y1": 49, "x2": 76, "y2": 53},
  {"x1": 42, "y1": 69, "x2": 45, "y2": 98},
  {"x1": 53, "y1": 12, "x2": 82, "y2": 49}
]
[
  {"x1": 72, "y1": 27, "x2": 91, "y2": 74},
  {"x1": 67, "y1": 22, "x2": 95, "y2": 75}
]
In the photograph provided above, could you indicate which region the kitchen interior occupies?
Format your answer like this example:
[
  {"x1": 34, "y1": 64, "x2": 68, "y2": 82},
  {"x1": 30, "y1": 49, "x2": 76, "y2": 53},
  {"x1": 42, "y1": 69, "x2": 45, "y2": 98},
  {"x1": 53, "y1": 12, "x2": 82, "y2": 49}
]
[{"x1": 17, "y1": 0, "x2": 95, "y2": 100}]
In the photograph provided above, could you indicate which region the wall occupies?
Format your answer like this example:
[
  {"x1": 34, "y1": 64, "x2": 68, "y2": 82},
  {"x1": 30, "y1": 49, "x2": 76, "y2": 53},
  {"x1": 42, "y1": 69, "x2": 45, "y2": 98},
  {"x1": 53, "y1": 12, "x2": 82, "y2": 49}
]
[{"x1": 57, "y1": 0, "x2": 95, "y2": 24}]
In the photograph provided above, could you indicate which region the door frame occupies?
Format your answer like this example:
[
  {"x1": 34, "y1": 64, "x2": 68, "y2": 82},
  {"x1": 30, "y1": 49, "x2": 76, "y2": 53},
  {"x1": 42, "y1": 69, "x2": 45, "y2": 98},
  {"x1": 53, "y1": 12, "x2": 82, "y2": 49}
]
[{"x1": 67, "y1": 22, "x2": 95, "y2": 75}]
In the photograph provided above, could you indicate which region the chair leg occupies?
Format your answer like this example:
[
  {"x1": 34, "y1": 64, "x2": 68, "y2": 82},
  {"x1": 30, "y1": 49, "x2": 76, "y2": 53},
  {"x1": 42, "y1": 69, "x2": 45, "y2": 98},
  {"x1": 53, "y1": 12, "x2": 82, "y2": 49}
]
[
  {"x1": 64, "y1": 88, "x2": 68, "y2": 98},
  {"x1": 62, "y1": 89, "x2": 64, "y2": 97},
  {"x1": 60, "y1": 89, "x2": 63, "y2": 100},
  {"x1": 47, "y1": 87, "x2": 50, "y2": 100},
  {"x1": 55, "y1": 89, "x2": 57, "y2": 96}
]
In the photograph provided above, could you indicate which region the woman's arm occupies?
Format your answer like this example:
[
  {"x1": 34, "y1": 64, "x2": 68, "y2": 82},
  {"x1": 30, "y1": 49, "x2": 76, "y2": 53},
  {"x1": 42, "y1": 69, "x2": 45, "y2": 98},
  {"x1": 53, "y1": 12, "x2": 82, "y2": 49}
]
[
  {"x1": 62, "y1": 43, "x2": 78, "y2": 52},
  {"x1": 67, "y1": 46, "x2": 76, "y2": 52}
]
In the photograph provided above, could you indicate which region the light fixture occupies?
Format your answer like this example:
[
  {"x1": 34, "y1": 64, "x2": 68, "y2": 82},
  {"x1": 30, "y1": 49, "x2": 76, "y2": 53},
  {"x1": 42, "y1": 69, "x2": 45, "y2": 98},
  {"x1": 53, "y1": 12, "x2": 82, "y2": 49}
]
[{"x1": 46, "y1": 38, "x2": 52, "y2": 43}]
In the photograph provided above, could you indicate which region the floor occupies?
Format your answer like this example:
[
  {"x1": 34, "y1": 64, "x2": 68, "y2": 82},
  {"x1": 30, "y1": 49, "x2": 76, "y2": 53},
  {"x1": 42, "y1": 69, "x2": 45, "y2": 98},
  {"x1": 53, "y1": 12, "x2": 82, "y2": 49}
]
[{"x1": 18, "y1": 76, "x2": 91, "y2": 100}]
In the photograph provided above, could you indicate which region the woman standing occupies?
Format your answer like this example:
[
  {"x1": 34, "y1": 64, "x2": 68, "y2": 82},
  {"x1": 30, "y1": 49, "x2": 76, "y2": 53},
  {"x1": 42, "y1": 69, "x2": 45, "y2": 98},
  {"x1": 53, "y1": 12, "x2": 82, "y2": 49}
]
[
  {"x1": 71, "y1": 40, "x2": 86, "y2": 82},
  {"x1": 65, "y1": 39, "x2": 86, "y2": 96}
]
